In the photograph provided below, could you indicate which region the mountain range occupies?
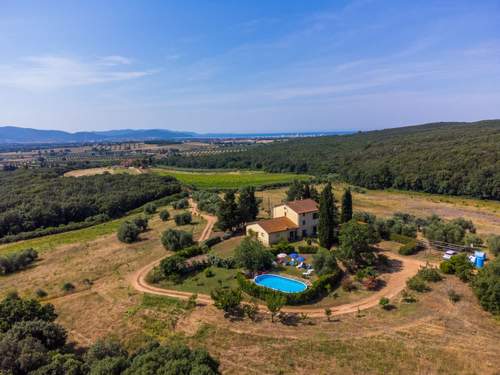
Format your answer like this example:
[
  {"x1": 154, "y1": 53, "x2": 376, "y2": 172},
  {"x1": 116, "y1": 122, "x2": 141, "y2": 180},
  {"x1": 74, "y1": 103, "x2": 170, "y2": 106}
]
[
  {"x1": 0, "y1": 126, "x2": 351, "y2": 144},
  {"x1": 0, "y1": 126, "x2": 197, "y2": 143}
]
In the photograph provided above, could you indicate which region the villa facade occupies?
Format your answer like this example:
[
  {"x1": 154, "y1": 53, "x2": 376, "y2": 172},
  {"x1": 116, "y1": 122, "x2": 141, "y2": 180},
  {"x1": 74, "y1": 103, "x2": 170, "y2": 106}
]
[{"x1": 246, "y1": 199, "x2": 319, "y2": 246}]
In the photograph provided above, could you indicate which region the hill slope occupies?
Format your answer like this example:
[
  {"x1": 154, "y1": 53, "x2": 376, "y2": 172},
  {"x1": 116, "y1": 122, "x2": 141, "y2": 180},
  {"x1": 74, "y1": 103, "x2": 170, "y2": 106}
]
[{"x1": 162, "y1": 120, "x2": 500, "y2": 200}]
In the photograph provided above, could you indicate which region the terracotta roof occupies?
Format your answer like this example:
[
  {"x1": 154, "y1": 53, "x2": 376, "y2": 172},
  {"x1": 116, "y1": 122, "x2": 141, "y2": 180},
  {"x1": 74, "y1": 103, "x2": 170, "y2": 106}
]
[
  {"x1": 284, "y1": 199, "x2": 318, "y2": 214},
  {"x1": 255, "y1": 217, "x2": 298, "y2": 234}
]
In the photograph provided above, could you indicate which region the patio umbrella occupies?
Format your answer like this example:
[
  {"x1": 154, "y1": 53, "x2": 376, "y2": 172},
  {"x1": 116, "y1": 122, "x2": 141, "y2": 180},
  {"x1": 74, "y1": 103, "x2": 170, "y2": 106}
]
[
  {"x1": 290, "y1": 253, "x2": 299, "y2": 259},
  {"x1": 297, "y1": 256, "x2": 305, "y2": 262},
  {"x1": 277, "y1": 253, "x2": 287, "y2": 259}
]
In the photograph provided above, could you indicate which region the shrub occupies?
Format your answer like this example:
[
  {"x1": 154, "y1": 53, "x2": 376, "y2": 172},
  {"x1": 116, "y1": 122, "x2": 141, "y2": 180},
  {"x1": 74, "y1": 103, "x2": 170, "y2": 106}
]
[
  {"x1": 203, "y1": 236, "x2": 222, "y2": 248},
  {"x1": 341, "y1": 278, "x2": 356, "y2": 292},
  {"x1": 132, "y1": 216, "x2": 149, "y2": 232},
  {"x1": 0, "y1": 248, "x2": 38, "y2": 275},
  {"x1": 234, "y1": 237, "x2": 273, "y2": 272},
  {"x1": 207, "y1": 254, "x2": 236, "y2": 269},
  {"x1": 176, "y1": 245, "x2": 207, "y2": 259},
  {"x1": 486, "y1": 235, "x2": 500, "y2": 256},
  {"x1": 399, "y1": 240, "x2": 421, "y2": 255},
  {"x1": 160, "y1": 256, "x2": 187, "y2": 280},
  {"x1": 35, "y1": 289, "x2": 48, "y2": 298},
  {"x1": 379, "y1": 297, "x2": 390, "y2": 310},
  {"x1": 117, "y1": 221, "x2": 141, "y2": 243},
  {"x1": 464, "y1": 233, "x2": 483, "y2": 247},
  {"x1": 61, "y1": 282, "x2": 75, "y2": 293},
  {"x1": 406, "y1": 276, "x2": 430, "y2": 292},
  {"x1": 312, "y1": 248, "x2": 339, "y2": 276},
  {"x1": 270, "y1": 240, "x2": 295, "y2": 255},
  {"x1": 472, "y1": 257, "x2": 500, "y2": 315},
  {"x1": 448, "y1": 289, "x2": 461, "y2": 303},
  {"x1": 439, "y1": 260, "x2": 455, "y2": 274},
  {"x1": 243, "y1": 301, "x2": 259, "y2": 321},
  {"x1": 143, "y1": 203, "x2": 156, "y2": 215},
  {"x1": 417, "y1": 265, "x2": 443, "y2": 282},
  {"x1": 204, "y1": 268, "x2": 215, "y2": 278},
  {"x1": 161, "y1": 229, "x2": 194, "y2": 251},
  {"x1": 440, "y1": 253, "x2": 474, "y2": 282},
  {"x1": 174, "y1": 212, "x2": 192, "y2": 226},
  {"x1": 172, "y1": 198, "x2": 189, "y2": 209},
  {"x1": 389, "y1": 233, "x2": 414, "y2": 244},
  {"x1": 401, "y1": 289, "x2": 417, "y2": 303},
  {"x1": 297, "y1": 245, "x2": 319, "y2": 254},
  {"x1": 211, "y1": 288, "x2": 242, "y2": 313},
  {"x1": 266, "y1": 294, "x2": 286, "y2": 322},
  {"x1": 159, "y1": 210, "x2": 170, "y2": 221}
]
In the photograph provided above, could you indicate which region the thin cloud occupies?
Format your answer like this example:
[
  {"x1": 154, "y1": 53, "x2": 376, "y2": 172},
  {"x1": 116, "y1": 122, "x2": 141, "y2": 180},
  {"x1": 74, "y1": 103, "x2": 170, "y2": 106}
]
[{"x1": 0, "y1": 55, "x2": 152, "y2": 90}]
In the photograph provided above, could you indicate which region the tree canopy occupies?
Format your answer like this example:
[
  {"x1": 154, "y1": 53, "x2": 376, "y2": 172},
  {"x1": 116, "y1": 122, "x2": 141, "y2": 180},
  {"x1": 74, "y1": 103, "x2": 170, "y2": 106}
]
[{"x1": 160, "y1": 120, "x2": 500, "y2": 200}]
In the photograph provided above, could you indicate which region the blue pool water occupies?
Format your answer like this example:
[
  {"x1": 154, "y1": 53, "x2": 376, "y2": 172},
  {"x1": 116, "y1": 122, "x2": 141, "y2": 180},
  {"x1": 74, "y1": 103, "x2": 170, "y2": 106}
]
[{"x1": 254, "y1": 274, "x2": 307, "y2": 293}]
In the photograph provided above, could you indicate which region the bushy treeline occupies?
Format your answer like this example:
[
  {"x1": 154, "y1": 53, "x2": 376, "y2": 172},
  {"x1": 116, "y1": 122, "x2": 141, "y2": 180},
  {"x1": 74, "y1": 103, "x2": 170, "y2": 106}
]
[
  {"x1": 0, "y1": 248, "x2": 38, "y2": 275},
  {"x1": 0, "y1": 293, "x2": 220, "y2": 374},
  {"x1": 162, "y1": 121, "x2": 500, "y2": 199},
  {"x1": 0, "y1": 168, "x2": 181, "y2": 238}
]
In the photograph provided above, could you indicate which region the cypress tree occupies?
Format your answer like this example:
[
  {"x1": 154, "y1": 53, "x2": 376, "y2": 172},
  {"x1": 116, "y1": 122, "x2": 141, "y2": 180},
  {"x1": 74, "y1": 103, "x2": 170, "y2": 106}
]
[
  {"x1": 341, "y1": 188, "x2": 353, "y2": 223},
  {"x1": 238, "y1": 186, "x2": 259, "y2": 224},
  {"x1": 318, "y1": 182, "x2": 338, "y2": 249},
  {"x1": 217, "y1": 191, "x2": 239, "y2": 231}
]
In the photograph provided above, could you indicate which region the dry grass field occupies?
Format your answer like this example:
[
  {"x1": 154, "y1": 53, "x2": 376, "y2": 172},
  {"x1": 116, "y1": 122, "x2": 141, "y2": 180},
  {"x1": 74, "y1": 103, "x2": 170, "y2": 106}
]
[
  {"x1": 1, "y1": 185, "x2": 499, "y2": 374},
  {"x1": 257, "y1": 185, "x2": 500, "y2": 235}
]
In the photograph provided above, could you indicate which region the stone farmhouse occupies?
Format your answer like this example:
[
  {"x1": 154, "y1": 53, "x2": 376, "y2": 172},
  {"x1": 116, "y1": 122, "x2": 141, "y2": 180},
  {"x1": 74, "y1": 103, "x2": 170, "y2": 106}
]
[{"x1": 246, "y1": 199, "x2": 319, "y2": 246}]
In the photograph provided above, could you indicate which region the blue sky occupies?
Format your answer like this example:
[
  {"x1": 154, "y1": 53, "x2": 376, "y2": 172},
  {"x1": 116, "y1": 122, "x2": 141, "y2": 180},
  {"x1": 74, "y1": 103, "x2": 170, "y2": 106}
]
[{"x1": 1, "y1": 0, "x2": 499, "y2": 133}]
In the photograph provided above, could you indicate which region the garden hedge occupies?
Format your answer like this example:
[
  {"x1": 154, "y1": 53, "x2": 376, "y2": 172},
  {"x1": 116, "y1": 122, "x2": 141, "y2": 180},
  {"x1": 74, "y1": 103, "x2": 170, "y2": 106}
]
[{"x1": 236, "y1": 269, "x2": 342, "y2": 305}]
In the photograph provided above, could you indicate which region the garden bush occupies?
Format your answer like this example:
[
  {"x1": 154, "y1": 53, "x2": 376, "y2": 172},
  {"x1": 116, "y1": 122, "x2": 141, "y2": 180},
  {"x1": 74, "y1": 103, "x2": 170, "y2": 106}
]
[
  {"x1": 207, "y1": 254, "x2": 236, "y2": 269},
  {"x1": 297, "y1": 245, "x2": 319, "y2": 254}
]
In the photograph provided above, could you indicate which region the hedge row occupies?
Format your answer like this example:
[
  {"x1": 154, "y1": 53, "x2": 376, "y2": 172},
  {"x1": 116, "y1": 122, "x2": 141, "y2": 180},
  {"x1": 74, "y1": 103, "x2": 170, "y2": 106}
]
[
  {"x1": 203, "y1": 236, "x2": 222, "y2": 248},
  {"x1": 236, "y1": 269, "x2": 342, "y2": 305},
  {"x1": 399, "y1": 240, "x2": 422, "y2": 255},
  {"x1": 389, "y1": 233, "x2": 415, "y2": 244}
]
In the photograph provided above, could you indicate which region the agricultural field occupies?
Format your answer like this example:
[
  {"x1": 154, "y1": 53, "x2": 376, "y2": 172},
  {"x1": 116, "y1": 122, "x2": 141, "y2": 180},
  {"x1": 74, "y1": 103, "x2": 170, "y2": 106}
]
[
  {"x1": 151, "y1": 167, "x2": 311, "y2": 189},
  {"x1": 63, "y1": 166, "x2": 142, "y2": 177}
]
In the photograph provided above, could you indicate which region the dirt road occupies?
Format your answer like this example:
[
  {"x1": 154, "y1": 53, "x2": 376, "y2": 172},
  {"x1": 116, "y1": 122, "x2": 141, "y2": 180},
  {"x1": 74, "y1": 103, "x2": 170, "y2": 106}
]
[{"x1": 131, "y1": 201, "x2": 426, "y2": 317}]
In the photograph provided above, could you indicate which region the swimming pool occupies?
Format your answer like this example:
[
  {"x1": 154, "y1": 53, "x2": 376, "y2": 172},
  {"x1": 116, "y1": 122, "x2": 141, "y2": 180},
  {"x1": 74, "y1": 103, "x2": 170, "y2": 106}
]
[{"x1": 254, "y1": 274, "x2": 307, "y2": 293}]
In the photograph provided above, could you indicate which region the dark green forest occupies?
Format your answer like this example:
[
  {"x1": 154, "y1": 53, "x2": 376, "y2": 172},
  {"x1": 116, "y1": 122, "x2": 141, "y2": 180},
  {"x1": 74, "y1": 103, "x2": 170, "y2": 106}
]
[
  {"x1": 0, "y1": 169, "x2": 181, "y2": 238},
  {"x1": 161, "y1": 120, "x2": 500, "y2": 200}
]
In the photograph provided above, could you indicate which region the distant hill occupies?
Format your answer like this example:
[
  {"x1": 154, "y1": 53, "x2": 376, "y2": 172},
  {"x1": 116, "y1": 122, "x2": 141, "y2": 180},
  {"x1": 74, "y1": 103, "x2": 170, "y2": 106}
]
[
  {"x1": 0, "y1": 126, "x2": 197, "y2": 143},
  {"x1": 162, "y1": 120, "x2": 500, "y2": 200}
]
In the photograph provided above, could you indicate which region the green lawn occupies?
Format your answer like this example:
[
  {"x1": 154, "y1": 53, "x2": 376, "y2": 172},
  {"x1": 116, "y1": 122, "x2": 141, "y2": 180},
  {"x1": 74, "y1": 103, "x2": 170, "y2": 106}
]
[
  {"x1": 151, "y1": 168, "x2": 310, "y2": 189},
  {"x1": 158, "y1": 267, "x2": 239, "y2": 295}
]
